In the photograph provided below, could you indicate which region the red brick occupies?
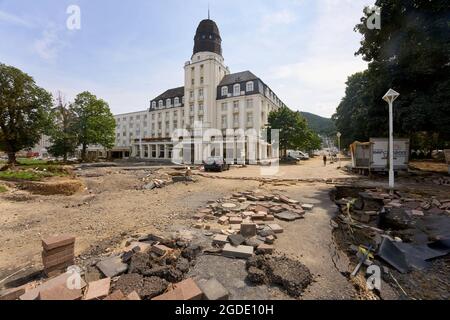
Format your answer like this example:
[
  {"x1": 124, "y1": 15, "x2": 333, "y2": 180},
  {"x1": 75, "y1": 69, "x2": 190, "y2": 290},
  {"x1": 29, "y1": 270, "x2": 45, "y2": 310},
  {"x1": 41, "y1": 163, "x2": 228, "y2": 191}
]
[
  {"x1": 152, "y1": 278, "x2": 203, "y2": 300},
  {"x1": 126, "y1": 291, "x2": 141, "y2": 300},
  {"x1": 42, "y1": 250, "x2": 74, "y2": 268},
  {"x1": 38, "y1": 283, "x2": 82, "y2": 300},
  {"x1": 257, "y1": 244, "x2": 274, "y2": 254},
  {"x1": 20, "y1": 272, "x2": 86, "y2": 300},
  {"x1": 103, "y1": 290, "x2": 126, "y2": 300},
  {"x1": 44, "y1": 261, "x2": 74, "y2": 277},
  {"x1": 151, "y1": 244, "x2": 171, "y2": 256},
  {"x1": 43, "y1": 244, "x2": 75, "y2": 256},
  {"x1": 84, "y1": 278, "x2": 111, "y2": 300},
  {"x1": 42, "y1": 234, "x2": 75, "y2": 251}
]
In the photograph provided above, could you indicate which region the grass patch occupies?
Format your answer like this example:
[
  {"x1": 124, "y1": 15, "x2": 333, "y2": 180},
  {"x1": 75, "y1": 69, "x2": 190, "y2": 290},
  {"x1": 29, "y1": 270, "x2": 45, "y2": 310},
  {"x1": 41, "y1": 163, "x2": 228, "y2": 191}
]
[
  {"x1": 0, "y1": 170, "x2": 48, "y2": 181},
  {"x1": 0, "y1": 185, "x2": 7, "y2": 193}
]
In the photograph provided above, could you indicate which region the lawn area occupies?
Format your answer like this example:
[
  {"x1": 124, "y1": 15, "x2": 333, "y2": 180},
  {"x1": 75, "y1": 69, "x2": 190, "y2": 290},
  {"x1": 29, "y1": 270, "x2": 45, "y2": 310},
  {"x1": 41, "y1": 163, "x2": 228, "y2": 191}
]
[
  {"x1": 0, "y1": 158, "x2": 49, "y2": 166},
  {"x1": 0, "y1": 170, "x2": 49, "y2": 181}
]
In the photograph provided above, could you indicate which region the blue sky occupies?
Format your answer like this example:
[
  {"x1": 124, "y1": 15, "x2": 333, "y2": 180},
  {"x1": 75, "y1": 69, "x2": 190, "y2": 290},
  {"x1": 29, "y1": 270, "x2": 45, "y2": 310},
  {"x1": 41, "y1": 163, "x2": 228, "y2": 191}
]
[{"x1": 0, "y1": 0, "x2": 373, "y2": 118}]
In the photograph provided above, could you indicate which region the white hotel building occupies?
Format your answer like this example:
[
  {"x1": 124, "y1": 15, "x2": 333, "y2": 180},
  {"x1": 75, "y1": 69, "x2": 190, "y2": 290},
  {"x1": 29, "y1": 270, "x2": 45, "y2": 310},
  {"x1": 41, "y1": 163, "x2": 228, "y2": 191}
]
[
  {"x1": 33, "y1": 19, "x2": 286, "y2": 163},
  {"x1": 111, "y1": 18, "x2": 286, "y2": 164}
]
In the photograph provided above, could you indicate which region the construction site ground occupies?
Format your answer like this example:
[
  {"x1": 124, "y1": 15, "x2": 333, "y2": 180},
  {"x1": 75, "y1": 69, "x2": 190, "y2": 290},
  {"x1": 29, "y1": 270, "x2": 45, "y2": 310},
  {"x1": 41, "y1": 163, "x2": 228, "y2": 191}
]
[{"x1": 0, "y1": 156, "x2": 448, "y2": 299}]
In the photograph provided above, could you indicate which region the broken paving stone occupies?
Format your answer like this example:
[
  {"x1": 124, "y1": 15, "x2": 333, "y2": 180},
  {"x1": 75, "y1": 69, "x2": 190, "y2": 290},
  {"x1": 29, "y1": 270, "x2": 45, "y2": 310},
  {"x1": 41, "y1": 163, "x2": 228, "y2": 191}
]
[
  {"x1": 218, "y1": 216, "x2": 229, "y2": 224},
  {"x1": 127, "y1": 291, "x2": 141, "y2": 300},
  {"x1": 267, "y1": 224, "x2": 284, "y2": 234},
  {"x1": 212, "y1": 234, "x2": 229, "y2": 246},
  {"x1": 240, "y1": 223, "x2": 257, "y2": 237},
  {"x1": 301, "y1": 204, "x2": 314, "y2": 211},
  {"x1": 274, "y1": 211, "x2": 300, "y2": 221},
  {"x1": 38, "y1": 283, "x2": 82, "y2": 300},
  {"x1": 230, "y1": 224, "x2": 241, "y2": 231},
  {"x1": 84, "y1": 278, "x2": 111, "y2": 300},
  {"x1": 152, "y1": 278, "x2": 203, "y2": 300},
  {"x1": 97, "y1": 256, "x2": 128, "y2": 278},
  {"x1": 265, "y1": 235, "x2": 275, "y2": 244},
  {"x1": 222, "y1": 203, "x2": 238, "y2": 209},
  {"x1": 244, "y1": 237, "x2": 264, "y2": 248},
  {"x1": 258, "y1": 227, "x2": 275, "y2": 237},
  {"x1": 228, "y1": 234, "x2": 246, "y2": 246},
  {"x1": 256, "y1": 244, "x2": 274, "y2": 254},
  {"x1": 20, "y1": 271, "x2": 86, "y2": 301},
  {"x1": 229, "y1": 217, "x2": 243, "y2": 224},
  {"x1": 151, "y1": 244, "x2": 172, "y2": 256},
  {"x1": 103, "y1": 290, "x2": 126, "y2": 301},
  {"x1": 264, "y1": 215, "x2": 275, "y2": 221},
  {"x1": 270, "y1": 206, "x2": 284, "y2": 213},
  {"x1": 222, "y1": 244, "x2": 254, "y2": 259},
  {"x1": 197, "y1": 278, "x2": 229, "y2": 300}
]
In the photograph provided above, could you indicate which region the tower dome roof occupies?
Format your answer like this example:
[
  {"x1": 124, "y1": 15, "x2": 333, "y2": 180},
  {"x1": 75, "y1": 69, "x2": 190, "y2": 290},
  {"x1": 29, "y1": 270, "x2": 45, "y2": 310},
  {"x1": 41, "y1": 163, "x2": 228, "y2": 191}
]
[{"x1": 193, "y1": 19, "x2": 222, "y2": 57}]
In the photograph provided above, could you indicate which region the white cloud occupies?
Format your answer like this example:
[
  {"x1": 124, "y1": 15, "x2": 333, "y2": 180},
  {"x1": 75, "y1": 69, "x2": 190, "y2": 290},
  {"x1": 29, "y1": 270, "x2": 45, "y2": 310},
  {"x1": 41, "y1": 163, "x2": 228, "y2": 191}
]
[
  {"x1": 261, "y1": 9, "x2": 297, "y2": 31},
  {"x1": 33, "y1": 25, "x2": 66, "y2": 61},
  {"x1": 264, "y1": 0, "x2": 372, "y2": 117},
  {"x1": 0, "y1": 10, "x2": 32, "y2": 27}
]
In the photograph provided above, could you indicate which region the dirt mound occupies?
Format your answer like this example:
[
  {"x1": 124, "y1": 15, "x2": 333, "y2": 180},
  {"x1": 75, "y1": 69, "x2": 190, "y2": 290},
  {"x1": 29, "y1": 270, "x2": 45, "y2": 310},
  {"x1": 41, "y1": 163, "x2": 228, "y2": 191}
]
[
  {"x1": 17, "y1": 178, "x2": 84, "y2": 195},
  {"x1": 246, "y1": 254, "x2": 313, "y2": 297},
  {"x1": 113, "y1": 273, "x2": 168, "y2": 299}
]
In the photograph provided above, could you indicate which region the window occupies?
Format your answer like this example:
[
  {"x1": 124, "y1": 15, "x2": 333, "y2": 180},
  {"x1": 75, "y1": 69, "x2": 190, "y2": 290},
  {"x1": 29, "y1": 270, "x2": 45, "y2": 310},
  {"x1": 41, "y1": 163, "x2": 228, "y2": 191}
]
[
  {"x1": 233, "y1": 101, "x2": 239, "y2": 110},
  {"x1": 191, "y1": 78, "x2": 195, "y2": 85},
  {"x1": 198, "y1": 102, "x2": 204, "y2": 111},
  {"x1": 189, "y1": 104, "x2": 194, "y2": 112},
  {"x1": 233, "y1": 84, "x2": 241, "y2": 96},
  {"x1": 151, "y1": 114, "x2": 155, "y2": 120},
  {"x1": 190, "y1": 91, "x2": 194, "y2": 99},
  {"x1": 174, "y1": 97, "x2": 180, "y2": 105},
  {"x1": 246, "y1": 81, "x2": 254, "y2": 92},
  {"x1": 198, "y1": 88, "x2": 203, "y2": 97},
  {"x1": 221, "y1": 103, "x2": 227, "y2": 112},
  {"x1": 247, "y1": 112, "x2": 253, "y2": 125},
  {"x1": 221, "y1": 115, "x2": 227, "y2": 127},
  {"x1": 200, "y1": 76, "x2": 204, "y2": 84},
  {"x1": 246, "y1": 99, "x2": 253, "y2": 109},
  {"x1": 166, "y1": 99, "x2": 171, "y2": 107},
  {"x1": 191, "y1": 66, "x2": 195, "y2": 73},
  {"x1": 233, "y1": 114, "x2": 239, "y2": 125},
  {"x1": 136, "y1": 115, "x2": 140, "y2": 120},
  {"x1": 189, "y1": 116, "x2": 194, "y2": 123},
  {"x1": 198, "y1": 115, "x2": 204, "y2": 122},
  {"x1": 151, "y1": 101, "x2": 156, "y2": 108},
  {"x1": 158, "y1": 113, "x2": 161, "y2": 119},
  {"x1": 158, "y1": 100, "x2": 163, "y2": 108},
  {"x1": 221, "y1": 86, "x2": 228, "y2": 96},
  {"x1": 182, "y1": 96, "x2": 185, "y2": 104},
  {"x1": 143, "y1": 121, "x2": 148, "y2": 127}
]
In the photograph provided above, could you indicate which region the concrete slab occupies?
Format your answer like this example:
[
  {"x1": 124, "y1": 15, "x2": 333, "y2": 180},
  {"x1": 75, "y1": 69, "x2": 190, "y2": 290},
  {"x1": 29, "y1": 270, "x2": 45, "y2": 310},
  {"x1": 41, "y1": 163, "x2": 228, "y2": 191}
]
[{"x1": 96, "y1": 256, "x2": 128, "y2": 278}]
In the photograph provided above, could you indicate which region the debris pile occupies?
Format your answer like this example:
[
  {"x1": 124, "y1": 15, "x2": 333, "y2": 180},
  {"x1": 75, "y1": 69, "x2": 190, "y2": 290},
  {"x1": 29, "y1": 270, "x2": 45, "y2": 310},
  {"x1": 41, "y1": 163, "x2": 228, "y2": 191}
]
[
  {"x1": 142, "y1": 168, "x2": 195, "y2": 190},
  {"x1": 0, "y1": 232, "x2": 232, "y2": 301},
  {"x1": 192, "y1": 191, "x2": 313, "y2": 259},
  {"x1": 333, "y1": 186, "x2": 450, "y2": 299},
  {"x1": 246, "y1": 254, "x2": 313, "y2": 297}
]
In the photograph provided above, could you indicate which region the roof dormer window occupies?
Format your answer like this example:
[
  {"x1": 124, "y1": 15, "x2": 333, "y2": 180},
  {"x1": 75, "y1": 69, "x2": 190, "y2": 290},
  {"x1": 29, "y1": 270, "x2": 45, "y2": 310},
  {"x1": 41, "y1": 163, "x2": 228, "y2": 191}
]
[
  {"x1": 221, "y1": 86, "x2": 228, "y2": 96},
  {"x1": 233, "y1": 84, "x2": 241, "y2": 96}
]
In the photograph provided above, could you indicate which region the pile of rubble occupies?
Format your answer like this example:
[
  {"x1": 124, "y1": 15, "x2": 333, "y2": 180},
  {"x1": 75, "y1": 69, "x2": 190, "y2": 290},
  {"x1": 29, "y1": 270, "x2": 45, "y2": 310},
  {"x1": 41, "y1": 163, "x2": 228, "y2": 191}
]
[
  {"x1": 191, "y1": 191, "x2": 313, "y2": 259},
  {"x1": 332, "y1": 187, "x2": 450, "y2": 299},
  {"x1": 0, "y1": 232, "x2": 232, "y2": 301},
  {"x1": 142, "y1": 168, "x2": 195, "y2": 190}
]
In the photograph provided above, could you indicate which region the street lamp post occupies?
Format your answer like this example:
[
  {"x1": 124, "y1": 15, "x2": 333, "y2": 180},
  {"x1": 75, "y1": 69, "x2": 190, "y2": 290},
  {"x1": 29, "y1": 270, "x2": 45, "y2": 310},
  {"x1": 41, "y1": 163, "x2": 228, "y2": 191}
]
[
  {"x1": 336, "y1": 132, "x2": 342, "y2": 168},
  {"x1": 382, "y1": 89, "x2": 400, "y2": 191}
]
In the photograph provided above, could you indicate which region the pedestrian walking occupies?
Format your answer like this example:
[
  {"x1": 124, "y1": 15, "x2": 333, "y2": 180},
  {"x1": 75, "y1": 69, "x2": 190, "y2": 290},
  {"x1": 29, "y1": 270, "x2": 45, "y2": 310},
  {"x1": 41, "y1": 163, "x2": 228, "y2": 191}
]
[{"x1": 323, "y1": 155, "x2": 327, "y2": 166}]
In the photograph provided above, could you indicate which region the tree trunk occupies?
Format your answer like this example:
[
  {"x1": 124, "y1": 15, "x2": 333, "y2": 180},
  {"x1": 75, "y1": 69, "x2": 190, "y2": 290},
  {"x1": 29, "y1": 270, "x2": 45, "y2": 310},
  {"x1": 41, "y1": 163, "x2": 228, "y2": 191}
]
[
  {"x1": 63, "y1": 153, "x2": 68, "y2": 163},
  {"x1": 81, "y1": 144, "x2": 87, "y2": 162},
  {"x1": 7, "y1": 152, "x2": 17, "y2": 166}
]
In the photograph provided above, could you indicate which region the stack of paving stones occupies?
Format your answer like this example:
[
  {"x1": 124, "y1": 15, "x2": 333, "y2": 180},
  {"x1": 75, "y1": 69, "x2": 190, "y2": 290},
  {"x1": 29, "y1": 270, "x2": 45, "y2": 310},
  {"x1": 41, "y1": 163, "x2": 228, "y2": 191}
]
[
  {"x1": 42, "y1": 234, "x2": 76, "y2": 277},
  {"x1": 193, "y1": 191, "x2": 314, "y2": 259}
]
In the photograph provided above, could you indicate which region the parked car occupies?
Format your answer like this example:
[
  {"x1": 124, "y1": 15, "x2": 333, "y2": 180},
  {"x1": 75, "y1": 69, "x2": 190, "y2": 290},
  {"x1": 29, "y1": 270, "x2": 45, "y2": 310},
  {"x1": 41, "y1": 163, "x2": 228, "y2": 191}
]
[
  {"x1": 287, "y1": 150, "x2": 310, "y2": 160},
  {"x1": 203, "y1": 156, "x2": 230, "y2": 172},
  {"x1": 280, "y1": 155, "x2": 300, "y2": 164}
]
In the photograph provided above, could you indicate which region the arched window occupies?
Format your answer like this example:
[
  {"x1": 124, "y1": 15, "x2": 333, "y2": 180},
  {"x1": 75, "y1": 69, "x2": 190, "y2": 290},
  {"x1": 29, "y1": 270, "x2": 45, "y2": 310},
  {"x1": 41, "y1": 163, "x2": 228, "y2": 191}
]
[
  {"x1": 246, "y1": 81, "x2": 254, "y2": 92},
  {"x1": 221, "y1": 86, "x2": 228, "y2": 96},
  {"x1": 158, "y1": 100, "x2": 163, "y2": 108},
  {"x1": 174, "y1": 97, "x2": 180, "y2": 106},
  {"x1": 233, "y1": 84, "x2": 241, "y2": 96},
  {"x1": 166, "y1": 98, "x2": 171, "y2": 107},
  {"x1": 151, "y1": 101, "x2": 156, "y2": 108}
]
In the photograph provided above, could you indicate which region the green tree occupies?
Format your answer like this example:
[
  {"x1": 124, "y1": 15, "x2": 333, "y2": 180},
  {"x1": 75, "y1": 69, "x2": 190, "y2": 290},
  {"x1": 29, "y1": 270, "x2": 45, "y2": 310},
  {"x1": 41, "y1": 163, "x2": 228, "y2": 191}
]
[
  {"x1": 268, "y1": 106, "x2": 310, "y2": 156},
  {"x1": 71, "y1": 91, "x2": 116, "y2": 161},
  {"x1": 0, "y1": 63, "x2": 52, "y2": 165},
  {"x1": 333, "y1": 0, "x2": 450, "y2": 151},
  {"x1": 47, "y1": 93, "x2": 78, "y2": 161}
]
